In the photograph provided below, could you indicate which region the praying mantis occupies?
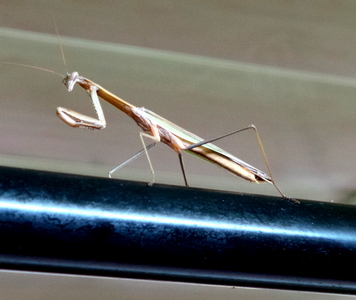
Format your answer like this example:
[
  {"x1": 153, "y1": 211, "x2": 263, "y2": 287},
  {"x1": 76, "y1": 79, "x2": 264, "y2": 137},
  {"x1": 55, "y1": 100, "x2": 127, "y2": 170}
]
[{"x1": 57, "y1": 71, "x2": 297, "y2": 202}]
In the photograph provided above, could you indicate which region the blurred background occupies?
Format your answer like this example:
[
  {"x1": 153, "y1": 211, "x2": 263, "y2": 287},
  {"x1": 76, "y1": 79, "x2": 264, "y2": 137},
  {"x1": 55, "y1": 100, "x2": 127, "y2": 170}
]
[
  {"x1": 1, "y1": 1, "x2": 356, "y2": 299},
  {"x1": 1, "y1": 1, "x2": 356, "y2": 201}
]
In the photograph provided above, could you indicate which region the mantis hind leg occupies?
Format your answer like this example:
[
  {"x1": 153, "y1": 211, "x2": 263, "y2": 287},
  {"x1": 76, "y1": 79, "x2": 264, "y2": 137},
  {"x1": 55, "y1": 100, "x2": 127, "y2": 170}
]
[{"x1": 184, "y1": 125, "x2": 298, "y2": 203}]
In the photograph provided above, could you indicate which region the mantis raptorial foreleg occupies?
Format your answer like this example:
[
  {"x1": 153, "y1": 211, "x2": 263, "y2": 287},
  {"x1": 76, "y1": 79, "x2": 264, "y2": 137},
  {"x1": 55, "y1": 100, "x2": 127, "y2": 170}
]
[{"x1": 57, "y1": 80, "x2": 106, "y2": 130}]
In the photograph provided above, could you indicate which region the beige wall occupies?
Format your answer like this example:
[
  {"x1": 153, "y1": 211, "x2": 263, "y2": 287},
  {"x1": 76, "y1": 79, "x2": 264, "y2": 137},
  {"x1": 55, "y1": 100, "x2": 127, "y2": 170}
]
[{"x1": 1, "y1": 1, "x2": 356, "y2": 202}]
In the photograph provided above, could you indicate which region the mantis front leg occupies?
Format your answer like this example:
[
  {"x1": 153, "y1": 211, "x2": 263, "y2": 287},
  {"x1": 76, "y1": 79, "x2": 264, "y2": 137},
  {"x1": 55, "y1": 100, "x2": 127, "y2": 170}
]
[{"x1": 57, "y1": 83, "x2": 106, "y2": 130}]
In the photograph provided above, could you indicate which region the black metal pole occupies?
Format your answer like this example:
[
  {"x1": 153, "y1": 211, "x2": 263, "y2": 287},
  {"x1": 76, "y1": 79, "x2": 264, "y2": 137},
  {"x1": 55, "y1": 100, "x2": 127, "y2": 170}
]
[{"x1": 0, "y1": 166, "x2": 355, "y2": 294}]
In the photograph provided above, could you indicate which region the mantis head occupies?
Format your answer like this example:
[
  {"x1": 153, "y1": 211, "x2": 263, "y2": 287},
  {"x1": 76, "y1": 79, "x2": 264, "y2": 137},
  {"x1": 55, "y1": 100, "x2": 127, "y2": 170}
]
[{"x1": 62, "y1": 72, "x2": 79, "y2": 92}]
